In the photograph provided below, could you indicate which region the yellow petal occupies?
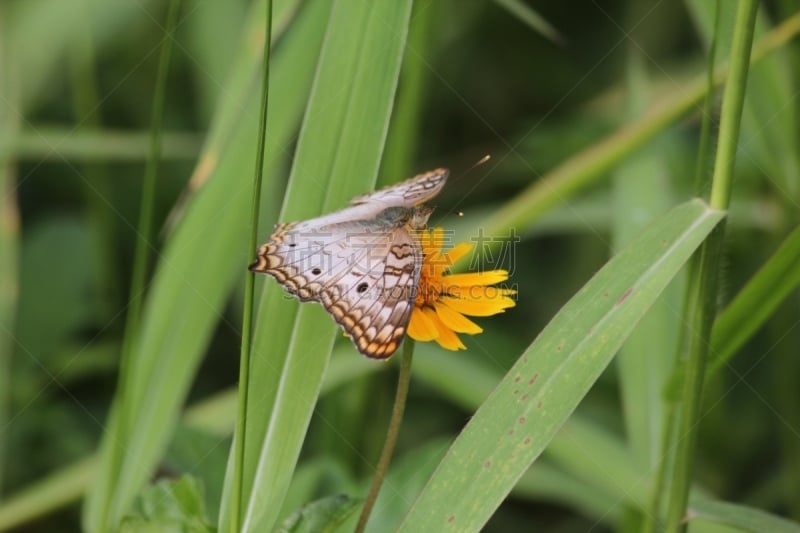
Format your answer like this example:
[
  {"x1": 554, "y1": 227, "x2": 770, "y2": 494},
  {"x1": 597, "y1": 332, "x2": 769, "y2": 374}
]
[
  {"x1": 448, "y1": 285, "x2": 517, "y2": 301},
  {"x1": 443, "y1": 270, "x2": 509, "y2": 287},
  {"x1": 407, "y1": 307, "x2": 439, "y2": 341},
  {"x1": 423, "y1": 307, "x2": 466, "y2": 351},
  {"x1": 442, "y1": 242, "x2": 474, "y2": 265},
  {"x1": 440, "y1": 294, "x2": 515, "y2": 317},
  {"x1": 434, "y1": 301, "x2": 483, "y2": 334}
]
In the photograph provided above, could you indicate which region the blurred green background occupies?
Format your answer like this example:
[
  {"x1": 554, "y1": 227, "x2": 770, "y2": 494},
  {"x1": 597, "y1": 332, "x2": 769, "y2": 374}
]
[{"x1": 1, "y1": 0, "x2": 799, "y2": 531}]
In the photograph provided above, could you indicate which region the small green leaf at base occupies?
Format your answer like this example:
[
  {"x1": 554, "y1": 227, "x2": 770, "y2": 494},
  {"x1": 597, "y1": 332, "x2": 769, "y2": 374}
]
[
  {"x1": 277, "y1": 494, "x2": 362, "y2": 533},
  {"x1": 120, "y1": 476, "x2": 215, "y2": 533}
]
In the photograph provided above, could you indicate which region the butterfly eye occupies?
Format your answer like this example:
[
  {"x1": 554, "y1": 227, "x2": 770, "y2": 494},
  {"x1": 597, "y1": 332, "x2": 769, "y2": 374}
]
[
  {"x1": 312, "y1": 268, "x2": 322, "y2": 275},
  {"x1": 357, "y1": 283, "x2": 369, "y2": 294}
]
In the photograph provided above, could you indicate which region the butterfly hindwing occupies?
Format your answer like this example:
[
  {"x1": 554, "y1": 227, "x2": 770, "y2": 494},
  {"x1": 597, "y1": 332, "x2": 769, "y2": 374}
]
[
  {"x1": 250, "y1": 220, "x2": 420, "y2": 358},
  {"x1": 250, "y1": 168, "x2": 447, "y2": 359}
]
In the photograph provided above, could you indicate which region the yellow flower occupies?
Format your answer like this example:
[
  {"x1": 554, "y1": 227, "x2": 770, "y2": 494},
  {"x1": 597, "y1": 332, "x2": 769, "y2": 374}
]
[{"x1": 408, "y1": 227, "x2": 516, "y2": 350}]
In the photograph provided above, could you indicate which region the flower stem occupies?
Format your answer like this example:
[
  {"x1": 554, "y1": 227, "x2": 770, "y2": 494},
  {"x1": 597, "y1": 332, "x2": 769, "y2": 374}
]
[
  {"x1": 231, "y1": 1, "x2": 273, "y2": 531},
  {"x1": 355, "y1": 339, "x2": 415, "y2": 533}
]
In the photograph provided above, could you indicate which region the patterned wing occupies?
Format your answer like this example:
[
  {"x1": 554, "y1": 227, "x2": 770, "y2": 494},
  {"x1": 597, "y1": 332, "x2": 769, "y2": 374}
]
[
  {"x1": 249, "y1": 221, "x2": 421, "y2": 359},
  {"x1": 349, "y1": 168, "x2": 448, "y2": 208}
]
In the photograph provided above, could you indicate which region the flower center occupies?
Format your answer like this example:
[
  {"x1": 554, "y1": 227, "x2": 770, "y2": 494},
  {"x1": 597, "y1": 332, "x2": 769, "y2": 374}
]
[{"x1": 415, "y1": 268, "x2": 443, "y2": 308}]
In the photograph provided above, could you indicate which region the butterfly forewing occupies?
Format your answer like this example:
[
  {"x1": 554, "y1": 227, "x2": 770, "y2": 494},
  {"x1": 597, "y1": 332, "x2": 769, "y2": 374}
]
[
  {"x1": 349, "y1": 168, "x2": 448, "y2": 208},
  {"x1": 250, "y1": 169, "x2": 448, "y2": 358}
]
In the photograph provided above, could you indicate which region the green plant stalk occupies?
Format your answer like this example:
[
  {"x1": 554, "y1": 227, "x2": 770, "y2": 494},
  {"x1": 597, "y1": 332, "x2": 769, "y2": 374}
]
[
  {"x1": 644, "y1": 4, "x2": 722, "y2": 529},
  {"x1": 11, "y1": 128, "x2": 202, "y2": 161},
  {"x1": 355, "y1": 339, "x2": 415, "y2": 533},
  {"x1": 643, "y1": 247, "x2": 705, "y2": 533},
  {"x1": 642, "y1": 401, "x2": 677, "y2": 533},
  {"x1": 664, "y1": 1, "x2": 758, "y2": 531},
  {"x1": 707, "y1": 224, "x2": 800, "y2": 377},
  {"x1": 0, "y1": 5, "x2": 18, "y2": 495},
  {"x1": 117, "y1": 0, "x2": 181, "y2": 421},
  {"x1": 100, "y1": 0, "x2": 181, "y2": 527},
  {"x1": 69, "y1": 4, "x2": 119, "y2": 318},
  {"x1": 231, "y1": 1, "x2": 273, "y2": 530},
  {"x1": 708, "y1": 2, "x2": 758, "y2": 211},
  {"x1": 693, "y1": 0, "x2": 721, "y2": 195}
]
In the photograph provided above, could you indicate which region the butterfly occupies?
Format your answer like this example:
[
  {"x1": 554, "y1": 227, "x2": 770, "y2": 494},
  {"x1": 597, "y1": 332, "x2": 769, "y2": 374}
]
[{"x1": 249, "y1": 169, "x2": 449, "y2": 359}]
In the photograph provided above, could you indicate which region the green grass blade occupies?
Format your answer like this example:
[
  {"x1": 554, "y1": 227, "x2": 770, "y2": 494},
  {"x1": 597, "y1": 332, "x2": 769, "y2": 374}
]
[
  {"x1": 83, "y1": 0, "x2": 183, "y2": 524},
  {"x1": 412, "y1": 346, "x2": 659, "y2": 520},
  {"x1": 687, "y1": 0, "x2": 800, "y2": 199},
  {"x1": 707, "y1": 224, "x2": 800, "y2": 378},
  {"x1": 378, "y1": 0, "x2": 437, "y2": 185},
  {"x1": 0, "y1": 7, "x2": 19, "y2": 494},
  {"x1": 612, "y1": 57, "x2": 678, "y2": 470},
  {"x1": 68, "y1": 9, "x2": 119, "y2": 319},
  {"x1": 492, "y1": 0, "x2": 564, "y2": 45},
  {"x1": 86, "y1": 0, "x2": 181, "y2": 527},
  {"x1": 231, "y1": 0, "x2": 274, "y2": 529},
  {"x1": 514, "y1": 462, "x2": 622, "y2": 526},
  {"x1": 116, "y1": 0, "x2": 181, "y2": 454},
  {"x1": 665, "y1": 224, "x2": 800, "y2": 400},
  {"x1": 0, "y1": 457, "x2": 96, "y2": 530},
  {"x1": 666, "y1": 2, "x2": 758, "y2": 528},
  {"x1": 232, "y1": 2, "x2": 413, "y2": 530},
  {"x1": 10, "y1": 128, "x2": 201, "y2": 161},
  {"x1": 399, "y1": 199, "x2": 724, "y2": 531},
  {"x1": 7, "y1": 0, "x2": 149, "y2": 110},
  {"x1": 82, "y1": 1, "x2": 323, "y2": 529},
  {"x1": 183, "y1": 0, "x2": 247, "y2": 124},
  {"x1": 688, "y1": 499, "x2": 800, "y2": 533},
  {"x1": 544, "y1": 416, "x2": 649, "y2": 511},
  {"x1": 0, "y1": 350, "x2": 375, "y2": 530}
]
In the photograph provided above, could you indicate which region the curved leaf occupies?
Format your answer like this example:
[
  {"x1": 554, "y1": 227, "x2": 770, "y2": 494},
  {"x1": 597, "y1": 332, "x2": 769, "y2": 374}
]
[{"x1": 400, "y1": 200, "x2": 724, "y2": 531}]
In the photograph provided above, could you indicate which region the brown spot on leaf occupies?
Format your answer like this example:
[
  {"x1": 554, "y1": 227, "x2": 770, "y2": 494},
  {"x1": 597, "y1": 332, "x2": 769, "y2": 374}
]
[
  {"x1": 529, "y1": 374, "x2": 538, "y2": 385},
  {"x1": 616, "y1": 287, "x2": 633, "y2": 305},
  {"x1": 518, "y1": 416, "x2": 526, "y2": 424}
]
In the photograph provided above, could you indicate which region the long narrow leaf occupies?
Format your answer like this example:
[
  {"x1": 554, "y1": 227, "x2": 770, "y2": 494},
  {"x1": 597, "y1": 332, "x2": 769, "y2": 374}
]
[
  {"x1": 83, "y1": 1, "x2": 322, "y2": 528},
  {"x1": 400, "y1": 199, "x2": 724, "y2": 531},
  {"x1": 224, "y1": 2, "x2": 414, "y2": 531},
  {"x1": 612, "y1": 60, "x2": 678, "y2": 469},
  {"x1": 493, "y1": 0, "x2": 564, "y2": 45},
  {"x1": 0, "y1": 9, "x2": 20, "y2": 495},
  {"x1": 707, "y1": 224, "x2": 800, "y2": 377}
]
